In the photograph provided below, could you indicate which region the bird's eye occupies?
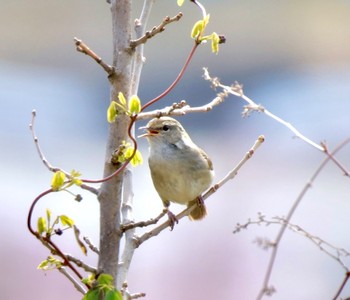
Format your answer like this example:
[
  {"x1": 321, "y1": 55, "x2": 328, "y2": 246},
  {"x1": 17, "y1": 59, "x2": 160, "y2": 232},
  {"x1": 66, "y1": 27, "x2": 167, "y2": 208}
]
[{"x1": 162, "y1": 125, "x2": 169, "y2": 131}]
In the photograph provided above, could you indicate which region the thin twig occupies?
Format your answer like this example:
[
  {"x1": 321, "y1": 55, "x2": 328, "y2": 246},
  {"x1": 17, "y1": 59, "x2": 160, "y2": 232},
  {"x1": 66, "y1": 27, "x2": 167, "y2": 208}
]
[
  {"x1": 202, "y1": 68, "x2": 325, "y2": 152},
  {"x1": 29, "y1": 111, "x2": 99, "y2": 195},
  {"x1": 255, "y1": 136, "x2": 350, "y2": 300},
  {"x1": 74, "y1": 37, "x2": 114, "y2": 75},
  {"x1": 130, "y1": 13, "x2": 183, "y2": 48},
  {"x1": 121, "y1": 209, "x2": 168, "y2": 231},
  {"x1": 333, "y1": 272, "x2": 350, "y2": 300},
  {"x1": 136, "y1": 135, "x2": 264, "y2": 246},
  {"x1": 235, "y1": 214, "x2": 350, "y2": 271},
  {"x1": 322, "y1": 142, "x2": 350, "y2": 177},
  {"x1": 83, "y1": 236, "x2": 100, "y2": 254},
  {"x1": 58, "y1": 267, "x2": 87, "y2": 294},
  {"x1": 140, "y1": 43, "x2": 199, "y2": 112},
  {"x1": 66, "y1": 254, "x2": 97, "y2": 273}
]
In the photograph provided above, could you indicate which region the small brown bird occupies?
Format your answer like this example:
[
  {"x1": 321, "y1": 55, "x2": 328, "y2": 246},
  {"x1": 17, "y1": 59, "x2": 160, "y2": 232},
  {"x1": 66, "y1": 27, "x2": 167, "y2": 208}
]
[{"x1": 140, "y1": 117, "x2": 214, "y2": 228}]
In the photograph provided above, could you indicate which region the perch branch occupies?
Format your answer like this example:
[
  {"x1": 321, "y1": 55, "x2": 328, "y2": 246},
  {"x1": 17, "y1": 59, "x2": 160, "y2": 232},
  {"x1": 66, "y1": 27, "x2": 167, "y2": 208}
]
[
  {"x1": 74, "y1": 37, "x2": 114, "y2": 75},
  {"x1": 136, "y1": 135, "x2": 265, "y2": 246},
  {"x1": 130, "y1": 13, "x2": 183, "y2": 48},
  {"x1": 202, "y1": 68, "x2": 324, "y2": 152}
]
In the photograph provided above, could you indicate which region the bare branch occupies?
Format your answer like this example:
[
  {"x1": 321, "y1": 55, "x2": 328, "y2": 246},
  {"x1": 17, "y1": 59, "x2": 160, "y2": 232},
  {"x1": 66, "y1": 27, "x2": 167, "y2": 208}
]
[
  {"x1": 136, "y1": 135, "x2": 264, "y2": 246},
  {"x1": 202, "y1": 68, "x2": 325, "y2": 152},
  {"x1": 29, "y1": 110, "x2": 99, "y2": 195},
  {"x1": 66, "y1": 254, "x2": 97, "y2": 273},
  {"x1": 322, "y1": 142, "x2": 350, "y2": 177},
  {"x1": 235, "y1": 214, "x2": 350, "y2": 271},
  {"x1": 74, "y1": 37, "x2": 114, "y2": 75},
  {"x1": 130, "y1": 13, "x2": 183, "y2": 48},
  {"x1": 58, "y1": 267, "x2": 86, "y2": 294},
  {"x1": 83, "y1": 236, "x2": 100, "y2": 254},
  {"x1": 29, "y1": 110, "x2": 60, "y2": 173},
  {"x1": 254, "y1": 136, "x2": 350, "y2": 300},
  {"x1": 121, "y1": 209, "x2": 167, "y2": 231},
  {"x1": 136, "y1": 92, "x2": 228, "y2": 121}
]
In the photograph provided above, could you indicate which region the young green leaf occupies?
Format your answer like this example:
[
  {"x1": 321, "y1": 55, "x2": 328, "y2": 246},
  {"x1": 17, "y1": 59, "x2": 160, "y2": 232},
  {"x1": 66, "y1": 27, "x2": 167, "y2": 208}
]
[
  {"x1": 46, "y1": 208, "x2": 52, "y2": 224},
  {"x1": 37, "y1": 217, "x2": 47, "y2": 235},
  {"x1": 82, "y1": 289, "x2": 99, "y2": 300},
  {"x1": 60, "y1": 215, "x2": 74, "y2": 227},
  {"x1": 51, "y1": 171, "x2": 66, "y2": 191},
  {"x1": 70, "y1": 169, "x2": 83, "y2": 186},
  {"x1": 105, "y1": 290, "x2": 122, "y2": 300},
  {"x1": 128, "y1": 95, "x2": 141, "y2": 115},
  {"x1": 191, "y1": 20, "x2": 204, "y2": 39},
  {"x1": 37, "y1": 260, "x2": 49, "y2": 270},
  {"x1": 124, "y1": 147, "x2": 143, "y2": 167},
  {"x1": 118, "y1": 92, "x2": 127, "y2": 106},
  {"x1": 107, "y1": 101, "x2": 118, "y2": 123},
  {"x1": 177, "y1": 0, "x2": 185, "y2": 6},
  {"x1": 211, "y1": 32, "x2": 220, "y2": 54},
  {"x1": 97, "y1": 273, "x2": 114, "y2": 286}
]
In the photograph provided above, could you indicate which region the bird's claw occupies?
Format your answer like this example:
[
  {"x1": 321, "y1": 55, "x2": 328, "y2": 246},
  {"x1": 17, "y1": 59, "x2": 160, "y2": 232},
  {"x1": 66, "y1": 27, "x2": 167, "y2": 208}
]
[{"x1": 167, "y1": 210, "x2": 179, "y2": 231}]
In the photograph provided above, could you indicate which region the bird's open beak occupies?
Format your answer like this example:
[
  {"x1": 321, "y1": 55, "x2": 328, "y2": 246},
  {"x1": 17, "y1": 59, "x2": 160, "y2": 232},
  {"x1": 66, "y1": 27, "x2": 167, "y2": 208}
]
[{"x1": 138, "y1": 126, "x2": 158, "y2": 138}]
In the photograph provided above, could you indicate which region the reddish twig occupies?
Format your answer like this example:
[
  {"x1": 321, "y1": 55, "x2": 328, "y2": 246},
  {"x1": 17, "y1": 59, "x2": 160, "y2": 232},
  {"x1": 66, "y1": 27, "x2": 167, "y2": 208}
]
[
  {"x1": 27, "y1": 188, "x2": 89, "y2": 288},
  {"x1": 333, "y1": 271, "x2": 350, "y2": 300},
  {"x1": 141, "y1": 43, "x2": 199, "y2": 112}
]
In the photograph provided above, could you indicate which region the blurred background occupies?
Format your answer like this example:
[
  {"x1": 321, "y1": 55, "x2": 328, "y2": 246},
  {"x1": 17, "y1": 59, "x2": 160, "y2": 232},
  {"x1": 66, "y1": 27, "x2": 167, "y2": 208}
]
[{"x1": 2, "y1": 0, "x2": 350, "y2": 299}]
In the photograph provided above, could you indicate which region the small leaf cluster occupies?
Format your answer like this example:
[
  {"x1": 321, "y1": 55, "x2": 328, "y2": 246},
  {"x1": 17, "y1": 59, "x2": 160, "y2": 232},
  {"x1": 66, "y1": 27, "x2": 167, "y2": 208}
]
[
  {"x1": 37, "y1": 255, "x2": 63, "y2": 270},
  {"x1": 82, "y1": 274, "x2": 122, "y2": 300},
  {"x1": 37, "y1": 208, "x2": 74, "y2": 236},
  {"x1": 178, "y1": 0, "x2": 224, "y2": 54},
  {"x1": 107, "y1": 92, "x2": 141, "y2": 123},
  {"x1": 112, "y1": 141, "x2": 143, "y2": 167},
  {"x1": 51, "y1": 169, "x2": 82, "y2": 191}
]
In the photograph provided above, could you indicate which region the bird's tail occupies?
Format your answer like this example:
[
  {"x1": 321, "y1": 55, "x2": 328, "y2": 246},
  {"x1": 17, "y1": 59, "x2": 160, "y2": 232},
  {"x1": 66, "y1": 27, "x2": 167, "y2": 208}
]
[{"x1": 188, "y1": 197, "x2": 207, "y2": 220}]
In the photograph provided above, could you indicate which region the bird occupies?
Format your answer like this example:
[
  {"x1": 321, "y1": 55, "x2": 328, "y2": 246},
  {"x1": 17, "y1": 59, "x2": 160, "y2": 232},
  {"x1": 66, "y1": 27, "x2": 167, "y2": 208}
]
[{"x1": 140, "y1": 116, "x2": 214, "y2": 229}]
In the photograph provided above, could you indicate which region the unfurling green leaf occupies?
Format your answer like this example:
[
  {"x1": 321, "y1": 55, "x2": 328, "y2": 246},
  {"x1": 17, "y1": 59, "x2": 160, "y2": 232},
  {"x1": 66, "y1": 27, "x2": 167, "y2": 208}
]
[
  {"x1": 191, "y1": 14, "x2": 210, "y2": 40},
  {"x1": 82, "y1": 274, "x2": 122, "y2": 300},
  {"x1": 46, "y1": 208, "x2": 52, "y2": 224},
  {"x1": 107, "y1": 101, "x2": 118, "y2": 123},
  {"x1": 37, "y1": 217, "x2": 47, "y2": 235},
  {"x1": 191, "y1": 20, "x2": 204, "y2": 39},
  {"x1": 51, "y1": 171, "x2": 66, "y2": 191},
  {"x1": 118, "y1": 92, "x2": 127, "y2": 106},
  {"x1": 128, "y1": 95, "x2": 141, "y2": 115},
  {"x1": 37, "y1": 256, "x2": 62, "y2": 270},
  {"x1": 97, "y1": 273, "x2": 114, "y2": 286},
  {"x1": 124, "y1": 147, "x2": 143, "y2": 167},
  {"x1": 60, "y1": 215, "x2": 74, "y2": 227},
  {"x1": 70, "y1": 169, "x2": 83, "y2": 186},
  {"x1": 105, "y1": 290, "x2": 122, "y2": 300},
  {"x1": 211, "y1": 32, "x2": 220, "y2": 54}
]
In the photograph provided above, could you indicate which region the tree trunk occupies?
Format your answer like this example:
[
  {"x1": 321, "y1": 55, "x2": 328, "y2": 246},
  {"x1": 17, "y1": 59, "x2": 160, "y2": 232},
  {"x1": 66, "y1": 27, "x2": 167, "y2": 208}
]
[{"x1": 97, "y1": 0, "x2": 134, "y2": 286}]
